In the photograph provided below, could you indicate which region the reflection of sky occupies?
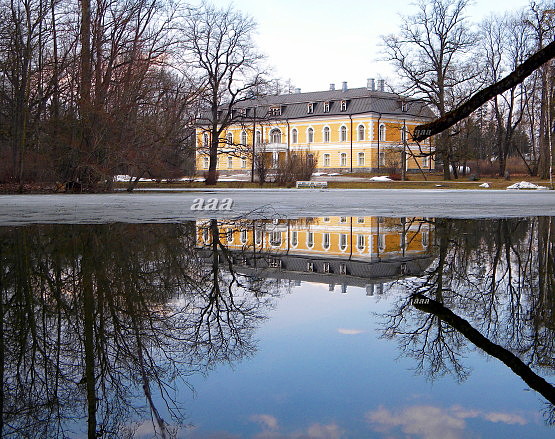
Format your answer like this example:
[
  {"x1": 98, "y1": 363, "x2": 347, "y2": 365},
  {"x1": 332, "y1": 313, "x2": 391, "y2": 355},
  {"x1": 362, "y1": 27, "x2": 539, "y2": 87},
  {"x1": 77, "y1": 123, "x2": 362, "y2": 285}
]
[{"x1": 177, "y1": 282, "x2": 553, "y2": 439}]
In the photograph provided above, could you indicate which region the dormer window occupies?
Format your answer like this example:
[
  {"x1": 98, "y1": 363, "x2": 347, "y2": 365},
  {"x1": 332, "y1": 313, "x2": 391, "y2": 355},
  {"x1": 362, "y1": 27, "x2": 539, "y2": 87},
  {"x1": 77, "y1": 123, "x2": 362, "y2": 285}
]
[
  {"x1": 323, "y1": 101, "x2": 330, "y2": 113},
  {"x1": 401, "y1": 101, "x2": 408, "y2": 112},
  {"x1": 307, "y1": 102, "x2": 314, "y2": 114},
  {"x1": 269, "y1": 106, "x2": 281, "y2": 116},
  {"x1": 340, "y1": 100, "x2": 347, "y2": 111}
]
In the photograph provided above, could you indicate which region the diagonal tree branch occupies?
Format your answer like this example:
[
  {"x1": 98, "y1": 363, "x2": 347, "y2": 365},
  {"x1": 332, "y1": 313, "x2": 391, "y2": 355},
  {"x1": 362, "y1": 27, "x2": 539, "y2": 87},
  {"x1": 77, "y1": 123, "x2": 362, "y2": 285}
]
[{"x1": 414, "y1": 40, "x2": 555, "y2": 141}]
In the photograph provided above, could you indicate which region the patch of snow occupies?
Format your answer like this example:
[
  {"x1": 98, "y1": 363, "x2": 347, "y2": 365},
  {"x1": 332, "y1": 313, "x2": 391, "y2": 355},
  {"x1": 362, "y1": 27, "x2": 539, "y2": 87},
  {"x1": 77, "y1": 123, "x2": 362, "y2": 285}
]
[
  {"x1": 479, "y1": 183, "x2": 490, "y2": 188},
  {"x1": 313, "y1": 172, "x2": 328, "y2": 176},
  {"x1": 506, "y1": 181, "x2": 548, "y2": 190},
  {"x1": 327, "y1": 173, "x2": 342, "y2": 176},
  {"x1": 369, "y1": 176, "x2": 393, "y2": 182}
]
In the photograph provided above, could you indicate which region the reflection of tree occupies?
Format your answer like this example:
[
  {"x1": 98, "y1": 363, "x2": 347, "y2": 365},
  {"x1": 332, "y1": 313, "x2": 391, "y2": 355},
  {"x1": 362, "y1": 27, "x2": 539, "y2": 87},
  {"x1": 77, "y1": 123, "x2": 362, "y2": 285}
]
[
  {"x1": 381, "y1": 217, "x2": 555, "y2": 422},
  {"x1": 0, "y1": 222, "x2": 279, "y2": 438}
]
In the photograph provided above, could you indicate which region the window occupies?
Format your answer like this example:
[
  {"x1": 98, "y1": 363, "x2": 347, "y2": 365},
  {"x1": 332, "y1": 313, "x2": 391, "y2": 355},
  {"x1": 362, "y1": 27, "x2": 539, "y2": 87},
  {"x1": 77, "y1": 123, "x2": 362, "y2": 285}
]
[
  {"x1": 340, "y1": 217, "x2": 347, "y2": 223},
  {"x1": 203, "y1": 156, "x2": 209, "y2": 169},
  {"x1": 307, "y1": 231, "x2": 314, "y2": 248},
  {"x1": 307, "y1": 103, "x2": 314, "y2": 114},
  {"x1": 358, "y1": 124, "x2": 365, "y2": 141},
  {"x1": 255, "y1": 130, "x2": 262, "y2": 145},
  {"x1": 202, "y1": 228, "x2": 209, "y2": 242},
  {"x1": 308, "y1": 154, "x2": 314, "y2": 166},
  {"x1": 241, "y1": 156, "x2": 247, "y2": 168},
  {"x1": 270, "y1": 231, "x2": 281, "y2": 246},
  {"x1": 401, "y1": 126, "x2": 407, "y2": 143},
  {"x1": 240, "y1": 229, "x2": 248, "y2": 244},
  {"x1": 357, "y1": 234, "x2": 365, "y2": 250},
  {"x1": 323, "y1": 126, "x2": 330, "y2": 143},
  {"x1": 340, "y1": 234, "x2": 348, "y2": 250},
  {"x1": 422, "y1": 155, "x2": 429, "y2": 168},
  {"x1": 340, "y1": 126, "x2": 347, "y2": 142},
  {"x1": 227, "y1": 156, "x2": 233, "y2": 168},
  {"x1": 255, "y1": 229, "x2": 263, "y2": 245},
  {"x1": 357, "y1": 217, "x2": 365, "y2": 223},
  {"x1": 358, "y1": 152, "x2": 365, "y2": 166},
  {"x1": 270, "y1": 106, "x2": 281, "y2": 116},
  {"x1": 323, "y1": 233, "x2": 330, "y2": 249},
  {"x1": 340, "y1": 153, "x2": 347, "y2": 167},
  {"x1": 422, "y1": 231, "x2": 429, "y2": 248},
  {"x1": 324, "y1": 101, "x2": 330, "y2": 112},
  {"x1": 226, "y1": 229, "x2": 234, "y2": 243},
  {"x1": 307, "y1": 127, "x2": 314, "y2": 143},
  {"x1": 379, "y1": 124, "x2": 385, "y2": 141},
  {"x1": 291, "y1": 231, "x2": 298, "y2": 247},
  {"x1": 379, "y1": 151, "x2": 385, "y2": 167},
  {"x1": 203, "y1": 133, "x2": 209, "y2": 147},
  {"x1": 401, "y1": 101, "x2": 408, "y2": 112},
  {"x1": 323, "y1": 153, "x2": 330, "y2": 167},
  {"x1": 291, "y1": 128, "x2": 298, "y2": 143},
  {"x1": 241, "y1": 130, "x2": 248, "y2": 145},
  {"x1": 270, "y1": 128, "x2": 282, "y2": 143},
  {"x1": 340, "y1": 100, "x2": 347, "y2": 111},
  {"x1": 323, "y1": 217, "x2": 330, "y2": 222},
  {"x1": 226, "y1": 132, "x2": 233, "y2": 145},
  {"x1": 378, "y1": 234, "x2": 385, "y2": 251}
]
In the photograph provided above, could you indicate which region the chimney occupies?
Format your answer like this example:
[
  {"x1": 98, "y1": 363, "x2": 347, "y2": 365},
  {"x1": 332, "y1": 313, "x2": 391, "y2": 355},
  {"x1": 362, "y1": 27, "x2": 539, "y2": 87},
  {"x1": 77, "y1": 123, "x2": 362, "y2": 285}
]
[
  {"x1": 295, "y1": 88, "x2": 301, "y2": 94},
  {"x1": 367, "y1": 78, "x2": 375, "y2": 91},
  {"x1": 377, "y1": 79, "x2": 385, "y2": 92},
  {"x1": 342, "y1": 81, "x2": 348, "y2": 92},
  {"x1": 330, "y1": 83, "x2": 335, "y2": 91}
]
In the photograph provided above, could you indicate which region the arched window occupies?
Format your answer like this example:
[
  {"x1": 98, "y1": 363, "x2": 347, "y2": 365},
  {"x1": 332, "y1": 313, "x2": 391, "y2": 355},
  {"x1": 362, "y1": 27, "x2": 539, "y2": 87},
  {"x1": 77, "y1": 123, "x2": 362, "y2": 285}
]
[
  {"x1": 255, "y1": 130, "x2": 262, "y2": 145},
  {"x1": 307, "y1": 127, "x2": 314, "y2": 143},
  {"x1": 340, "y1": 125, "x2": 347, "y2": 142},
  {"x1": 379, "y1": 124, "x2": 386, "y2": 141},
  {"x1": 270, "y1": 128, "x2": 281, "y2": 143},
  {"x1": 226, "y1": 132, "x2": 233, "y2": 145},
  {"x1": 358, "y1": 124, "x2": 365, "y2": 141},
  {"x1": 323, "y1": 126, "x2": 330, "y2": 143},
  {"x1": 203, "y1": 133, "x2": 209, "y2": 147},
  {"x1": 241, "y1": 130, "x2": 248, "y2": 145},
  {"x1": 291, "y1": 128, "x2": 298, "y2": 143}
]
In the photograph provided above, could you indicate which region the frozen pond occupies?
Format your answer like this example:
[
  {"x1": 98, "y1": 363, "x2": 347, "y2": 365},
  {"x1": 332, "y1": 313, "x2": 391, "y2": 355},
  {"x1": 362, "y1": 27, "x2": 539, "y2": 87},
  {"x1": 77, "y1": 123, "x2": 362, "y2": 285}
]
[{"x1": 1, "y1": 189, "x2": 555, "y2": 224}]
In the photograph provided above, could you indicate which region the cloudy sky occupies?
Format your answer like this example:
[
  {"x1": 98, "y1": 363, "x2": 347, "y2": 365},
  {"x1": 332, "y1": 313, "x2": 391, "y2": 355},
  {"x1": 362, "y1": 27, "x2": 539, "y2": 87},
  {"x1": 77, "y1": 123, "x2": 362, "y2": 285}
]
[{"x1": 201, "y1": 0, "x2": 536, "y2": 92}]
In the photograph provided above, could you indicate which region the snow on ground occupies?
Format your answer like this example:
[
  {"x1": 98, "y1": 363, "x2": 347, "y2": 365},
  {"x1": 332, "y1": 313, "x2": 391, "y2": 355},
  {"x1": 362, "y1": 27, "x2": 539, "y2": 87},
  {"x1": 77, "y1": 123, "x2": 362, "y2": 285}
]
[
  {"x1": 1, "y1": 189, "x2": 555, "y2": 225},
  {"x1": 479, "y1": 183, "x2": 490, "y2": 188},
  {"x1": 506, "y1": 181, "x2": 548, "y2": 190},
  {"x1": 369, "y1": 176, "x2": 393, "y2": 182}
]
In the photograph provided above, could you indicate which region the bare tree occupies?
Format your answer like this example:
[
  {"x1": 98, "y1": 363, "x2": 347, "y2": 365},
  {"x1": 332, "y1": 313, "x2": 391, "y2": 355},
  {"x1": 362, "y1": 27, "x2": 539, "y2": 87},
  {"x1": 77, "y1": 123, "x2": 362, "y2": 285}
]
[
  {"x1": 382, "y1": 0, "x2": 477, "y2": 179},
  {"x1": 182, "y1": 2, "x2": 265, "y2": 185}
]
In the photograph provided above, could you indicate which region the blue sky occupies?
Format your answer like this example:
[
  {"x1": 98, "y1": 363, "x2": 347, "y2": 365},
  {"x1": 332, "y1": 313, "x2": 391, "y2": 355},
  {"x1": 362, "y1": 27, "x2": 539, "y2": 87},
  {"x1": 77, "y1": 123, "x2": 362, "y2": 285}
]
[{"x1": 203, "y1": 0, "x2": 537, "y2": 92}]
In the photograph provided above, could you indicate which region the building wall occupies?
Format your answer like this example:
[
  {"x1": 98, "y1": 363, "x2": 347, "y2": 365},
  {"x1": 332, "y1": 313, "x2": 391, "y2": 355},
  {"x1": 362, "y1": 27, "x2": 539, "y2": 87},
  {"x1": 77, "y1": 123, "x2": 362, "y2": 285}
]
[{"x1": 196, "y1": 114, "x2": 434, "y2": 173}]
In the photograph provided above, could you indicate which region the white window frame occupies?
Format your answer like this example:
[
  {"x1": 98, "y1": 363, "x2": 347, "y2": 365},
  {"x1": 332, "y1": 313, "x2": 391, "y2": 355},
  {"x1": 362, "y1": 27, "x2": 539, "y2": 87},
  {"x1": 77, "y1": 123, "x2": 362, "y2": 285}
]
[
  {"x1": 323, "y1": 101, "x2": 330, "y2": 112},
  {"x1": 339, "y1": 233, "x2": 348, "y2": 251},
  {"x1": 307, "y1": 127, "x2": 314, "y2": 143},
  {"x1": 227, "y1": 156, "x2": 233, "y2": 168},
  {"x1": 203, "y1": 156, "x2": 209, "y2": 169},
  {"x1": 291, "y1": 231, "x2": 298, "y2": 247},
  {"x1": 358, "y1": 124, "x2": 365, "y2": 141},
  {"x1": 270, "y1": 128, "x2": 282, "y2": 144},
  {"x1": 340, "y1": 125, "x2": 347, "y2": 142},
  {"x1": 226, "y1": 229, "x2": 234, "y2": 243},
  {"x1": 357, "y1": 234, "x2": 365, "y2": 250},
  {"x1": 307, "y1": 231, "x2": 314, "y2": 248},
  {"x1": 422, "y1": 155, "x2": 429, "y2": 168},
  {"x1": 323, "y1": 153, "x2": 330, "y2": 167},
  {"x1": 379, "y1": 124, "x2": 386, "y2": 142},
  {"x1": 203, "y1": 133, "x2": 209, "y2": 147},
  {"x1": 379, "y1": 151, "x2": 386, "y2": 167},
  {"x1": 340, "y1": 100, "x2": 347, "y2": 111},
  {"x1": 307, "y1": 102, "x2": 314, "y2": 114},
  {"x1": 240, "y1": 229, "x2": 248, "y2": 244},
  {"x1": 291, "y1": 128, "x2": 298, "y2": 144},
  {"x1": 255, "y1": 130, "x2": 262, "y2": 145},
  {"x1": 226, "y1": 132, "x2": 233, "y2": 145},
  {"x1": 323, "y1": 126, "x2": 330, "y2": 143},
  {"x1": 340, "y1": 152, "x2": 347, "y2": 167},
  {"x1": 323, "y1": 233, "x2": 331, "y2": 250},
  {"x1": 270, "y1": 231, "x2": 282, "y2": 247},
  {"x1": 358, "y1": 152, "x2": 365, "y2": 166},
  {"x1": 241, "y1": 156, "x2": 247, "y2": 168},
  {"x1": 241, "y1": 130, "x2": 248, "y2": 145}
]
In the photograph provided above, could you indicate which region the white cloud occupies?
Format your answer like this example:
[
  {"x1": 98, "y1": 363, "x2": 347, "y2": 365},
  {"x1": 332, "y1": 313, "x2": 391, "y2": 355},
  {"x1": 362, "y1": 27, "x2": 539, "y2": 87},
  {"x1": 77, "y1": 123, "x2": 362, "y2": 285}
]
[
  {"x1": 337, "y1": 328, "x2": 365, "y2": 335},
  {"x1": 366, "y1": 404, "x2": 528, "y2": 439},
  {"x1": 250, "y1": 414, "x2": 279, "y2": 431}
]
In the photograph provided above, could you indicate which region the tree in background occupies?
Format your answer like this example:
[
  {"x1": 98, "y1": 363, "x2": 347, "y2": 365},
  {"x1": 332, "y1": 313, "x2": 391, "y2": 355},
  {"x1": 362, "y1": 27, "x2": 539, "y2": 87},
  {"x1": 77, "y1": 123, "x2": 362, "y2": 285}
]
[
  {"x1": 382, "y1": 0, "x2": 477, "y2": 180},
  {"x1": 182, "y1": 2, "x2": 266, "y2": 185}
]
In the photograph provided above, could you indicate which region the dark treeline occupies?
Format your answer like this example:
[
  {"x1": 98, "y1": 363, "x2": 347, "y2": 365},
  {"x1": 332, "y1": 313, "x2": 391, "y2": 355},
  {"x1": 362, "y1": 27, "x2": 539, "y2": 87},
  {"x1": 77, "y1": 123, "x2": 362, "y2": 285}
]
[{"x1": 0, "y1": 221, "x2": 284, "y2": 438}]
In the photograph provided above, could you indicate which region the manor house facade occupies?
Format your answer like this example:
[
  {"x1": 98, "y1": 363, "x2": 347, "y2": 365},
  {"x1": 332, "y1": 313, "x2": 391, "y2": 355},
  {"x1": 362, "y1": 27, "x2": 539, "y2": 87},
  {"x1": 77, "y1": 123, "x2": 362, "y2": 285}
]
[{"x1": 196, "y1": 79, "x2": 436, "y2": 174}]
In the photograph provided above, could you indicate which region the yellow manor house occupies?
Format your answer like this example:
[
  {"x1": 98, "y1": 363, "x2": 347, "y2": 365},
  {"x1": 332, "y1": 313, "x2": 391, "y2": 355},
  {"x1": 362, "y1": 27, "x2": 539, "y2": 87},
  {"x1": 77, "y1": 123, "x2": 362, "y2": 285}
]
[{"x1": 196, "y1": 79, "x2": 436, "y2": 174}]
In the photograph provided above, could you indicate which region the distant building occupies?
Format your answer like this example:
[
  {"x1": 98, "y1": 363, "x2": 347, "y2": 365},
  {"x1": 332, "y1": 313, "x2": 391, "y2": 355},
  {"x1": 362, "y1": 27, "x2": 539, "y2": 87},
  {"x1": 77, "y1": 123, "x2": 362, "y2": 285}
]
[{"x1": 196, "y1": 79, "x2": 436, "y2": 174}]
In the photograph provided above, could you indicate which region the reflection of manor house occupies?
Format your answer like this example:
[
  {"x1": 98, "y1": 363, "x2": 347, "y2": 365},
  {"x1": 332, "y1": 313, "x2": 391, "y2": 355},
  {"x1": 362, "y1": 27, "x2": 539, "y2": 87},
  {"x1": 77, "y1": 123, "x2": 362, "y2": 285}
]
[
  {"x1": 196, "y1": 80, "x2": 435, "y2": 173},
  {"x1": 197, "y1": 216, "x2": 434, "y2": 294}
]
